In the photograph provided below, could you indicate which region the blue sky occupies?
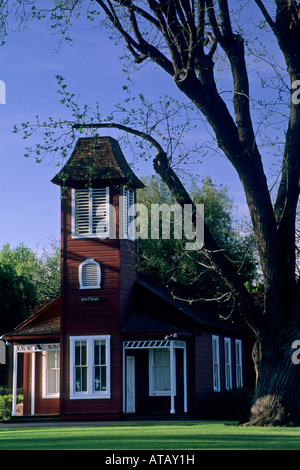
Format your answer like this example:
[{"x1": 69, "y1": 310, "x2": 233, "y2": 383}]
[{"x1": 0, "y1": 4, "x2": 277, "y2": 253}]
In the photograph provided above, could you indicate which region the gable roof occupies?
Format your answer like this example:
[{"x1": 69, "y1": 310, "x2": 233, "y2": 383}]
[
  {"x1": 51, "y1": 137, "x2": 144, "y2": 188},
  {"x1": 4, "y1": 297, "x2": 61, "y2": 340},
  {"x1": 8, "y1": 317, "x2": 60, "y2": 337},
  {"x1": 5, "y1": 274, "x2": 251, "y2": 341},
  {"x1": 123, "y1": 272, "x2": 249, "y2": 335}
]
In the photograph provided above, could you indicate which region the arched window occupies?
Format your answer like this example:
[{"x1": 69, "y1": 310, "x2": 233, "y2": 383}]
[{"x1": 79, "y1": 259, "x2": 101, "y2": 289}]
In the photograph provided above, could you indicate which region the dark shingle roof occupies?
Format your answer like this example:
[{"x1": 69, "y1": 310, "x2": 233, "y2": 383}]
[
  {"x1": 51, "y1": 137, "x2": 144, "y2": 188},
  {"x1": 127, "y1": 272, "x2": 249, "y2": 334},
  {"x1": 4, "y1": 297, "x2": 61, "y2": 339},
  {"x1": 8, "y1": 317, "x2": 60, "y2": 337}
]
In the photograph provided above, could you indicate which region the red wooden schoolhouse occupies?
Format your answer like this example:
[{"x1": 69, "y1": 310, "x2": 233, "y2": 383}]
[{"x1": 3, "y1": 137, "x2": 254, "y2": 421}]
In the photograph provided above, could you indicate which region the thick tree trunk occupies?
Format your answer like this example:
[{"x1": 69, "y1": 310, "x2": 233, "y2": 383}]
[{"x1": 245, "y1": 335, "x2": 300, "y2": 426}]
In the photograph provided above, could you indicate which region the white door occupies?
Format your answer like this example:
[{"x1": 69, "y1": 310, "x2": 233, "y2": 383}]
[{"x1": 126, "y1": 356, "x2": 135, "y2": 413}]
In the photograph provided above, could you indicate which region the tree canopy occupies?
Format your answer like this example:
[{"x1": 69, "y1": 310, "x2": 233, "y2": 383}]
[
  {"x1": 137, "y1": 174, "x2": 260, "y2": 299},
  {"x1": 2, "y1": 0, "x2": 300, "y2": 425},
  {"x1": 0, "y1": 241, "x2": 60, "y2": 334}
]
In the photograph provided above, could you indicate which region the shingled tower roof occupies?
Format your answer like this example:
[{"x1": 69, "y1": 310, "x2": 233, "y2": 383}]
[{"x1": 51, "y1": 136, "x2": 144, "y2": 188}]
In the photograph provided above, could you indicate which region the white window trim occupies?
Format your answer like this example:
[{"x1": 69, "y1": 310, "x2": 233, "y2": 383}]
[
  {"x1": 69, "y1": 335, "x2": 111, "y2": 400},
  {"x1": 79, "y1": 259, "x2": 101, "y2": 290},
  {"x1": 212, "y1": 335, "x2": 220, "y2": 392},
  {"x1": 235, "y1": 339, "x2": 243, "y2": 388},
  {"x1": 71, "y1": 187, "x2": 110, "y2": 239},
  {"x1": 148, "y1": 348, "x2": 176, "y2": 397},
  {"x1": 224, "y1": 337, "x2": 232, "y2": 390},
  {"x1": 42, "y1": 350, "x2": 60, "y2": 398}
]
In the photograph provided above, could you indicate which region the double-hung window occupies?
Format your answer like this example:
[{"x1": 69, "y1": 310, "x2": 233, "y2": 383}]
[
  {"x1": 212, "y1": 335, "x2": 220, "y2": 392},
  {"x1": 42, "y1": 350, "x2": 60, "y2": 398},
  {"x1": 235, "y1": 339, "x2": 243, "y2": 388},
  {"x1": 122, "y1": 187, "x2": 135, "y2": 240},
  {"x1": 70, "y1": 336, "x2": 111, "y2": 399},
  {"x1": 72, "y1": 187, "x2": 109, "y2": 238},
  {"x1": 149, "y1": 349, "x2": 175, "y2": 396},
  {"x1": 224, "y1": 338, "x2": 232, "y2": 390}
]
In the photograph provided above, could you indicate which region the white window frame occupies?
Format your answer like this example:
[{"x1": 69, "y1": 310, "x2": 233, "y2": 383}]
[
  {"x1": 122, "y1": 187, "x2": 135, "y2": 240},
  {"x1": 212, "y1": 335, "x2": 220, "y2": 392},
  {"x1": 235, "y1": 339, "x2": 243, "y2": 388},
  {"x1": 79, "y1": 259, "x2": 101, "y2": 289},
  {"x1": 72, "y1": 187, "x2": 110, "y2": 239},
  {"x1": 42, "y1": 350, "x2": 60, "y2": 398},
  {"x1": 149, "y1": 348, "x2": 176, "y2": 397},
  {"x1": 224, "y1": 337, "x2": 232, "y2": 390},
  {"x1": 69, "y1": 335, "x2": 111, "y2": 399}
]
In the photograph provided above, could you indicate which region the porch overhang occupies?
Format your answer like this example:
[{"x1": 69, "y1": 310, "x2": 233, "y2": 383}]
[
  {"x1": 123, "y1": 339, "x2": 185, "y2": 350},
  {"x1": 11, "y1": 342, "x2": 60, "y2": 417},
  {"x1": 16, "y1": 343, "x2": 60, "y2": 353},
  {"x1": 122, "y1": 338, "x2": 187, "y2": 415}
]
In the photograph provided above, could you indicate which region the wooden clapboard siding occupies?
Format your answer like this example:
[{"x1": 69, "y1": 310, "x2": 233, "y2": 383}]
[
  {"x1": 35, "y1": 353, "x2": 59, "y2": 415},
  {"x1": 23, "y1": 353, "x2": 31, "y2": 416},
  {"x1": 59, "y1": 183, "x2": 136, "y2": 419},
  {"x1": 120, "y1": 239, "x2": 138, "y2": 326},
  {"x1": 195, "y1": 331, "x2": 215, "y2": 412}
]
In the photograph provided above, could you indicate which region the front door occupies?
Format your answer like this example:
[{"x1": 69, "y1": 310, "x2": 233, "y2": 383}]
[{"x1": 126, "y1": 355, "x2": 135, "y2": 413}]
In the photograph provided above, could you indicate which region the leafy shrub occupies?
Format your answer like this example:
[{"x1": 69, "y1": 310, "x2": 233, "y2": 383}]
[{"x1": 0, "y1": 394, "x2": 23, "y2": 420}]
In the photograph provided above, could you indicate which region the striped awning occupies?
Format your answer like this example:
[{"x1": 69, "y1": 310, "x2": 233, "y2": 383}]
[{"x1": 16, "y1": 343, "x2": 60, "y2": 353}]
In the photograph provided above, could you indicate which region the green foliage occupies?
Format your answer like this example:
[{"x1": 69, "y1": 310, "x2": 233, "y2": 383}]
[
  {"x1": 0, "y1": 239, "x2": 60, "y2": 334},
  {"x1": 137, "y1": 175, "x2": 260, "y2": 300},
  {"x1": 0, "y1": 239, "x2": 60, "y2": 301},
  {"x1": 0, "y1": 262, "x2": 37, "y2": 334},
  {"x1": 0, "y1": 394, "x2": 23, "y2": 421}
]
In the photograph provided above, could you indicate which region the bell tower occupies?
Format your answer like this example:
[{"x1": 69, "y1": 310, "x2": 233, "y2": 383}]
[{"x1": 51, "y1": 136, "x2": 144, "y2": 420}]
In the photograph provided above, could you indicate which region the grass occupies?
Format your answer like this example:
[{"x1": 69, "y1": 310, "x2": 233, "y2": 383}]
[{"x1": 1, "y1": 421, "x2": 300, "y2": 450}]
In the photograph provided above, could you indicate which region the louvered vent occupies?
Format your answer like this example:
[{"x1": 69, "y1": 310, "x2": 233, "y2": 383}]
[{"x1": 79, "y1": 259, "x2": 101, "y2": 289}]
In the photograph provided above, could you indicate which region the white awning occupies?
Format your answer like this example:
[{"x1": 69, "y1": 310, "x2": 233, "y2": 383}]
[
  {"x1": 16, "y1": 343, "x2": 60, "y2": 353},
  {"x1": 123, "y1": 339, "x2": 185, "y2": 349}
]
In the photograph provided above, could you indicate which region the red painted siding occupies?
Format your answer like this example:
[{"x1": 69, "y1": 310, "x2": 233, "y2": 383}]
[
  {"x1": 59, "y1": 185, "x2": 137, "y2": 420},
  {"x1": 194, "y1": 330, "x2": 251, "y2": 417},
  {"x1": 22, "y1": 352, "x2": 59, "y2": 416},
  {"x1": 35, "y1": 353, "x2": 59, "y2": 415}
]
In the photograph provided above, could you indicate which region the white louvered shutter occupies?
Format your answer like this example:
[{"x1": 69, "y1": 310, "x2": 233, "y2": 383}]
[
  {"x1": 128, "y1": 189, "x2": 135, "y2": 240},
  {"x1": 74, "y1": 189, "x2": 90, "y2": 235},
  {"x1": 123, "y1": 187, "x2": 128, "y2": 239},
  {"x1": 73, "y1": 187, "x2": 109, "y2": 237},
  {"x1": 123, "y1": 187, "x2": 135, "y2": 240},
  {"x1": 93, "y1": 188, "x2": 109, "y2": 238}
]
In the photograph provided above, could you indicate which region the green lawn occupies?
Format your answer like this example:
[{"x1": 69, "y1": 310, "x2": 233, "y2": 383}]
[{"x1": 1, "y1": 421, "x2": 300, "y2": 450}]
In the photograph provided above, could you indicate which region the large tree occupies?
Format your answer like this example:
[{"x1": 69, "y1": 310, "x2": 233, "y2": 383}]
[{"x1": 3, "y1": 0, "x2": 300, "y2": 425}]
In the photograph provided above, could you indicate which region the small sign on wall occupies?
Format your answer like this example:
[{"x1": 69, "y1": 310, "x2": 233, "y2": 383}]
[
  {"x1": 0, "y1": 341, "x2": 6, "y2": 365},
  {"x1": 81, "y1": 296, "x2": 100, "y2": 302}
]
